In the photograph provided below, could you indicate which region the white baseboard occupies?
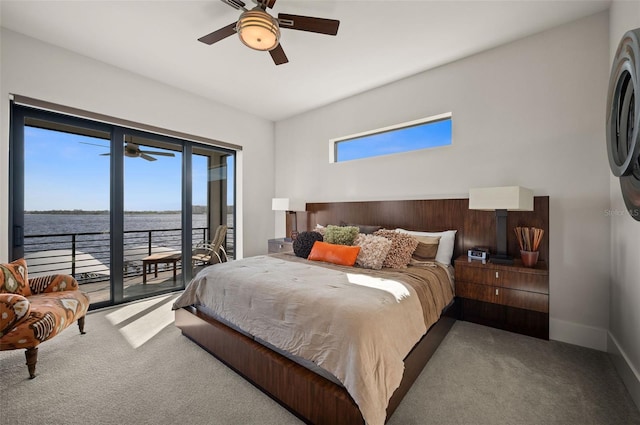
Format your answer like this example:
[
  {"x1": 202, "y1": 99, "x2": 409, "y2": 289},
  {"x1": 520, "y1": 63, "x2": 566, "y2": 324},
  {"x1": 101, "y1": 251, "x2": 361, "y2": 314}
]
[
  {"x1": 608, "y1": 332, "x2": 640, "y2": 411},
  {"x1": 550, "y1": 320, "x2": 640, "y2": 410},
  {"x1": 549, "y1": 318, "x2": 608, "y2": 351}
]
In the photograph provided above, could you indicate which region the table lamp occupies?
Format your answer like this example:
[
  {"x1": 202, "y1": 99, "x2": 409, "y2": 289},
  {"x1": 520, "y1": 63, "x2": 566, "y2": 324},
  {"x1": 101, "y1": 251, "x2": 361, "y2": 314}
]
[
  {"x1": 469, "y1": 186, "x2": 534, "y2": 265},
  {"x1": 272, "y1": 198, "x2": 306, "y2": 240}
]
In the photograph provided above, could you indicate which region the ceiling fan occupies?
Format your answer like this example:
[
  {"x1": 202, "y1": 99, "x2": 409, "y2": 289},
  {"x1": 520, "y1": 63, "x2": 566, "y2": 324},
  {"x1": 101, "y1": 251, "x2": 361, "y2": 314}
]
[
  {"x1": 81, "y1": 142, "x2": 176, "y2": 162},
  {"x1": 198, "y1": 0, "x2": 340, "y2": 65},
  {"x1": 120, "y1": 143, "x2": 176, "y2": 161}
]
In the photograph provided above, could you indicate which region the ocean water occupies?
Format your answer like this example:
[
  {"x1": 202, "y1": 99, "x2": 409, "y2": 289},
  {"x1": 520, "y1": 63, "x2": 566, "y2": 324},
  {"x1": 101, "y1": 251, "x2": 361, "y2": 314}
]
[
  {"x1": 25, "y1": 213, "x2": 208, "y2": 235},
  {"x1": 23, "y1": 213, "x2": 212, "y2": 270}
]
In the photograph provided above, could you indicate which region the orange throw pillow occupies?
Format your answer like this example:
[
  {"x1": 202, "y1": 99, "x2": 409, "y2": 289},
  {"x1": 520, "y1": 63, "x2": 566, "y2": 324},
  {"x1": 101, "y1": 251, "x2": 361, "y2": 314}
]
[{"x1": 308, "y1": 241, "x2": 360, "y2": 267}]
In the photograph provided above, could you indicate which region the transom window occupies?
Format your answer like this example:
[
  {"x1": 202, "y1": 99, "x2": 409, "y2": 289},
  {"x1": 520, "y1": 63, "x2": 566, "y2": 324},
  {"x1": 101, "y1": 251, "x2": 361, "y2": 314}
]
[{"x1": 331, "y1": 113, "x2": 452, "y2": 163}]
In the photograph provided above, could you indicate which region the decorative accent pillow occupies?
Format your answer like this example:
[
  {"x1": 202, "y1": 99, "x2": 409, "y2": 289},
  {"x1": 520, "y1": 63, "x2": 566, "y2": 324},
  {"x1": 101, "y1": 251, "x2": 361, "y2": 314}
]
[
  {"x1": 0, "y1": 258, "x2": 31, "y2": 296},
  {"x1": 0, "y1": 294, "x2": 31, "y2": 337},
  {"x1": 308, "y1": 241, "x2": 360, "y2": 266},
  {"x1": 373, "y1": 229, "x2": 419, "y2": 269},
  {"x1": 412, "y1": 235, "x2": 441, "y2": 261},
  {"x1": 292, "y1": 231, "x2": 324, "y2": 258},
  {"x1": 354, "y1": 234, "x2": 392, "y2": 270},
  {"x1": 323, "y1": 225, "x2": 360, "y2": 246},
  {"x1": 314, "y1": 224, "x2": 326, "y2": 236},
  {"x1": 396, "y1": 229, "x2": 457, "y2": 265}
]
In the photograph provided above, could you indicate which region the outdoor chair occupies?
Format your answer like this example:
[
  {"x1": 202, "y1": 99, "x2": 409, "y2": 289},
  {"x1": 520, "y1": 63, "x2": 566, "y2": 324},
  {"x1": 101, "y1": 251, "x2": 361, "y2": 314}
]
[{"x1": 192, "y1": 224, "x2": 228, "y2": 267}]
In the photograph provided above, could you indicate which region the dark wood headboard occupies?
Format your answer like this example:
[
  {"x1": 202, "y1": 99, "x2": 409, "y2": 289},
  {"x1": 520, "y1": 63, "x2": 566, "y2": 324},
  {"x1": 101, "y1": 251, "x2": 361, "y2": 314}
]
[{"x1": 290, "y1": 197, "x2": 549, "y2": 263}]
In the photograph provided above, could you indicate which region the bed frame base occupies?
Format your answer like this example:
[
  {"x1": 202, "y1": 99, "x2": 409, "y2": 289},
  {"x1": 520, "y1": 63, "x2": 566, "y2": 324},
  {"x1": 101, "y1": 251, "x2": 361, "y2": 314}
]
[{"x1": 175, "y1": 303, "x2": 457, "y2": 424}]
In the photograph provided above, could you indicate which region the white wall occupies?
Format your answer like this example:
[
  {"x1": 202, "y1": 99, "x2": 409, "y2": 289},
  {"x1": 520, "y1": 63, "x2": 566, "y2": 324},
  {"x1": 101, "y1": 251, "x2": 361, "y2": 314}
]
[
  {"x1": 608, "y1": 0, "x2": 640, "y2": 410},
  {"x1": 275, "y1": 12, "x2": 611, "y2": 349},
  {"x1": 0, "y1": 29, "x2": 276, "y2": 261}
]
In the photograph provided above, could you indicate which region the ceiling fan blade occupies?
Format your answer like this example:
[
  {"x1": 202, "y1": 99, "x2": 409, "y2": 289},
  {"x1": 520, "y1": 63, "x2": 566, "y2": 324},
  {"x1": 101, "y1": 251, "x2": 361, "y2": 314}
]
[
  {"x1": 198, "y1": 22, "x2": 237, "y2": 45},
  {"x1": 140, "y1": 153, "x2": 158, "y2": 162},
  {"x1": 138, "y1": 150, "x2": 176, "y2": 157},
  {"x1": 256, "y1": 0, "x2": 276, "y2": 9},
  {"x1": 80, "y1": 142, "x2": 108, "y2": 148},
  {"x1": 99, "y1": 153, "x2": 111, "y2": 156},
  {"x1": 269, "y1": 43, "x2": 288, "y2": 65},
  {"x1": 221, "y1": 0, "x2": 246, "y2": 10},
  {"x1": 278, "y1": 14, "x2": 339, "y2": 36}
]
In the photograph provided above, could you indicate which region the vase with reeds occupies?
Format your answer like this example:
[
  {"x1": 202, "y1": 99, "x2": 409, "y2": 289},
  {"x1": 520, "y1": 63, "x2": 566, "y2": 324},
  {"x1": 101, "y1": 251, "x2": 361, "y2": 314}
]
[{"x1": 514, "y1": 226, "x2": 544, "y2": 267}]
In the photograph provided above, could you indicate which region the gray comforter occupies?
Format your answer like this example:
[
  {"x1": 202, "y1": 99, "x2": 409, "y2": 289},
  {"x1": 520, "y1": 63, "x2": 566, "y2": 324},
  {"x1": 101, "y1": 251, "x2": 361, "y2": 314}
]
[{"x1": 173, "y1": 253, "x2": 454, "y2": 425}]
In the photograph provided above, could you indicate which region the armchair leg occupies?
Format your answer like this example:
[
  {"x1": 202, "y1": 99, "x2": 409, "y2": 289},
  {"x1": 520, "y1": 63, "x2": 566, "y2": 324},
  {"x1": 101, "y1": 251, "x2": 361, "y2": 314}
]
[
  {"x1": 25, "y1": 347, "x2": 38, "y2": 379},
  {"x1": 78, "y1": 316, "x2": 86, "y2": 335}
]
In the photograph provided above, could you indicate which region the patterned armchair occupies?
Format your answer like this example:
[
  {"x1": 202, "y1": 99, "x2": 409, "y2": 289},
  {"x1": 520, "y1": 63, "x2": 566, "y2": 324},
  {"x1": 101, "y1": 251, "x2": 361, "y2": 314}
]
[{"x1": 0, "y1": 258, "x2": 90, "y2": 378}]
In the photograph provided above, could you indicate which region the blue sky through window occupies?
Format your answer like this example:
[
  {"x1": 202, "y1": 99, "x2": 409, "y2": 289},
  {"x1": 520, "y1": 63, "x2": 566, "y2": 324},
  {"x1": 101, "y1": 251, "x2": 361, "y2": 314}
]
[
  {"x1": 24, "y1": 126, "x2": 234, "y2": 211},
  {"x1": 335, "y1": 117, "x2": 452, "y2": 162}
]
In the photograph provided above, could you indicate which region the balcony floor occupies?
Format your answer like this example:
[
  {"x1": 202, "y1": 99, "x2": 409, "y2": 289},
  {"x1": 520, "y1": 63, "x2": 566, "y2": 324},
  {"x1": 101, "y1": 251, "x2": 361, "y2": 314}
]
[{"x1": 80, "y1": 265, "x2": 206, "y2": 305}]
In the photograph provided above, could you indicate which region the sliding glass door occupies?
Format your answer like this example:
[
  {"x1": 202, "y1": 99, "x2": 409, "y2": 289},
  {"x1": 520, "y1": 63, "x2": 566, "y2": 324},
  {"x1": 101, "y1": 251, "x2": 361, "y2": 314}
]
[
  {"x1": 10, "y1": 104, "x2": 235, "y2": 309},
  {"x1": 12, "y1": 111, "x2": 114, "y2": 304},
  {"x1": 192, "y1": 147, "x2": 235, "y2": 275},
  {"x1": 121, "y1": 133, "x2": 184, "y2": 300}
]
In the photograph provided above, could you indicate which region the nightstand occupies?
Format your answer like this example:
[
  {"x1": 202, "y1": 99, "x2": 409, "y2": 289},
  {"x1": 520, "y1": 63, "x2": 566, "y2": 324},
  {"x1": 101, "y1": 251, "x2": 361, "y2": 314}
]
[
  {"x1": 268, "y1": 238, "x2": 293, "y2": 254},
  {"x1": 454, "y1": 255, "x2": 549, "y2": 339}
]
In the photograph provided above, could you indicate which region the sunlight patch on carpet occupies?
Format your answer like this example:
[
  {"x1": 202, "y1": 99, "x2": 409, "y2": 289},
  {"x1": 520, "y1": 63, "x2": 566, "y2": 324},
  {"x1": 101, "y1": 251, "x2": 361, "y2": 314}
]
[{"x1": 105, "y1": 294, "x2": 175, "y2": 348}]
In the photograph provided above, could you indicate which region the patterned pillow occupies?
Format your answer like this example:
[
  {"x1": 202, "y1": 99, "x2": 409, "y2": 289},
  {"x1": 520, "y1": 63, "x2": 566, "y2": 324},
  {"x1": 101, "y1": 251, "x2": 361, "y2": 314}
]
[
  {"x1": 324, "y1": 225, "x2": 360, "y2": 246},
  {"x1": 354, "y1": 234, "x2": 392, "y2": 270},
  {"x1": 0, "y1": 294, "x2": 31, "y2": 337},
  {"x1": 293, "y1": 231, "x2": 324, "y2": 258},
  {"x1": 373, "y1": 229, "x2": 419, "y2": 269},
  {"x1": 0, "y1": 258, "x2": 31, "y2": 296},
  {"x1": 412, "y1": 235, "x2": 441, "y2": 261}
]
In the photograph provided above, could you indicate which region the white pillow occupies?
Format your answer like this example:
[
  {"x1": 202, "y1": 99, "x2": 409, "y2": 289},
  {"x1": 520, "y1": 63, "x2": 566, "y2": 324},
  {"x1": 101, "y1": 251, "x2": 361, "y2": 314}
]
[{"x1": 395, "y1": 228, "x2": 457, "y2": 265}]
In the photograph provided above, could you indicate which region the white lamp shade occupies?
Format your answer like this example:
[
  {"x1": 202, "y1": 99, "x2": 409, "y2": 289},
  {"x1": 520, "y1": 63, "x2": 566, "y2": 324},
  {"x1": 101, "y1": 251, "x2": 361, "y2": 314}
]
[
  {"x1": 469, "y1": 186, "x2": 534, "y2": 211},
  {"x1": 272, "y1": 198, "x2": 306, "y2": 212}
]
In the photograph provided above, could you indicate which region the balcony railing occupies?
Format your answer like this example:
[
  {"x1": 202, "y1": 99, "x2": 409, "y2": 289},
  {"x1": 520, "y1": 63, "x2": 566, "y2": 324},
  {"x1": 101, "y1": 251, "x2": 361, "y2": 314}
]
[{"x1": 23, "y1": 226, "x2": 235, "y2": 284}]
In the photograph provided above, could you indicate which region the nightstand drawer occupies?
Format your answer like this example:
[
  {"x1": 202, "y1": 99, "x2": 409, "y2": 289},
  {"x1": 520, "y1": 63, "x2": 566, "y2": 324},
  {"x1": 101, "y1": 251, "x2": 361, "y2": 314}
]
[
  {"x1": 268, "y1": 239, "x2": 293, "y2": 254},
  {"x1": 457, "y1": 283, "x2": 549, "y2": 313},
  {"x1": 500, "y1": 270, "x2": 548, "y2": 294},
  {"x1": 456, "y1": 261, "x2": 548, "y2": 294},
  {"x1": 500, "y1": 287, "x2": 548, "y2": 313},
  {"x1": 457, "y1": 266, "x2": 501, "y2": 286},
  {"x1": 456, "y1": 281, "x2": 496, "y2": 304}
]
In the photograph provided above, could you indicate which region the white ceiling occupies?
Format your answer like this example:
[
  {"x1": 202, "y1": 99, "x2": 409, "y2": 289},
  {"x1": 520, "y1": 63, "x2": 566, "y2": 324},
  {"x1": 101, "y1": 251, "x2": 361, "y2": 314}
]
[{"x1": 1, "y1": 0, "x2": 611, "y2": 121}]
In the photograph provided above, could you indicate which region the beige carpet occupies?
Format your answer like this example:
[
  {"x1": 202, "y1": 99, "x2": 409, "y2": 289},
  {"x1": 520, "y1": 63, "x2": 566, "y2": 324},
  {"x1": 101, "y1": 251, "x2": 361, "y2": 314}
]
[{"x1": 1, "y1": 294, "x2": 639, "y2": 425}]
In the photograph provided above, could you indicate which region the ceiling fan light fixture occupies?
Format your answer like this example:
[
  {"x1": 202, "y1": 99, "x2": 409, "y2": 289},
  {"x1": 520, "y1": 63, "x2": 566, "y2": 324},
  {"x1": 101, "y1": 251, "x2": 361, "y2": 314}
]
[{"x1": 236, "y1": 8, "x2": 280, "y2": 51}]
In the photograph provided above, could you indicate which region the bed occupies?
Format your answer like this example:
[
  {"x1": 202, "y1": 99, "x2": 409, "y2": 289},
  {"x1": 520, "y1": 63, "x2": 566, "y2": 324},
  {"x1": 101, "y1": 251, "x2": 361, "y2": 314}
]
[
  {"x1": 173, "y1": 198, "x2": 548, "y2": 424},
  {"x1": 174, "y1": 251, "x2": 454, "y2": 424}
]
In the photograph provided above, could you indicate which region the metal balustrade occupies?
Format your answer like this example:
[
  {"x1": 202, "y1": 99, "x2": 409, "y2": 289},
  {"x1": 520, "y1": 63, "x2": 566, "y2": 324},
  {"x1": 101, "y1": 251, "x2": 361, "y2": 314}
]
[{"x1": 23, "y1": 226, "x2": 235, "y2": 284}]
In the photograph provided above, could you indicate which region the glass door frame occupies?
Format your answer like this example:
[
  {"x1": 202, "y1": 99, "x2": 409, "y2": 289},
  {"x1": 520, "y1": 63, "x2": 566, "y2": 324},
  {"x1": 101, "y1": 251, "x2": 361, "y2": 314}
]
[
  {"x1": 9, "y1": 103, "x2": 236, "y2": 309},
  {"x1": 9, "y1": 104, "x2": 114, "y2": 261},
  {"x1": 117, "y1": 127, "x2": 191, "y2": 303}
]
